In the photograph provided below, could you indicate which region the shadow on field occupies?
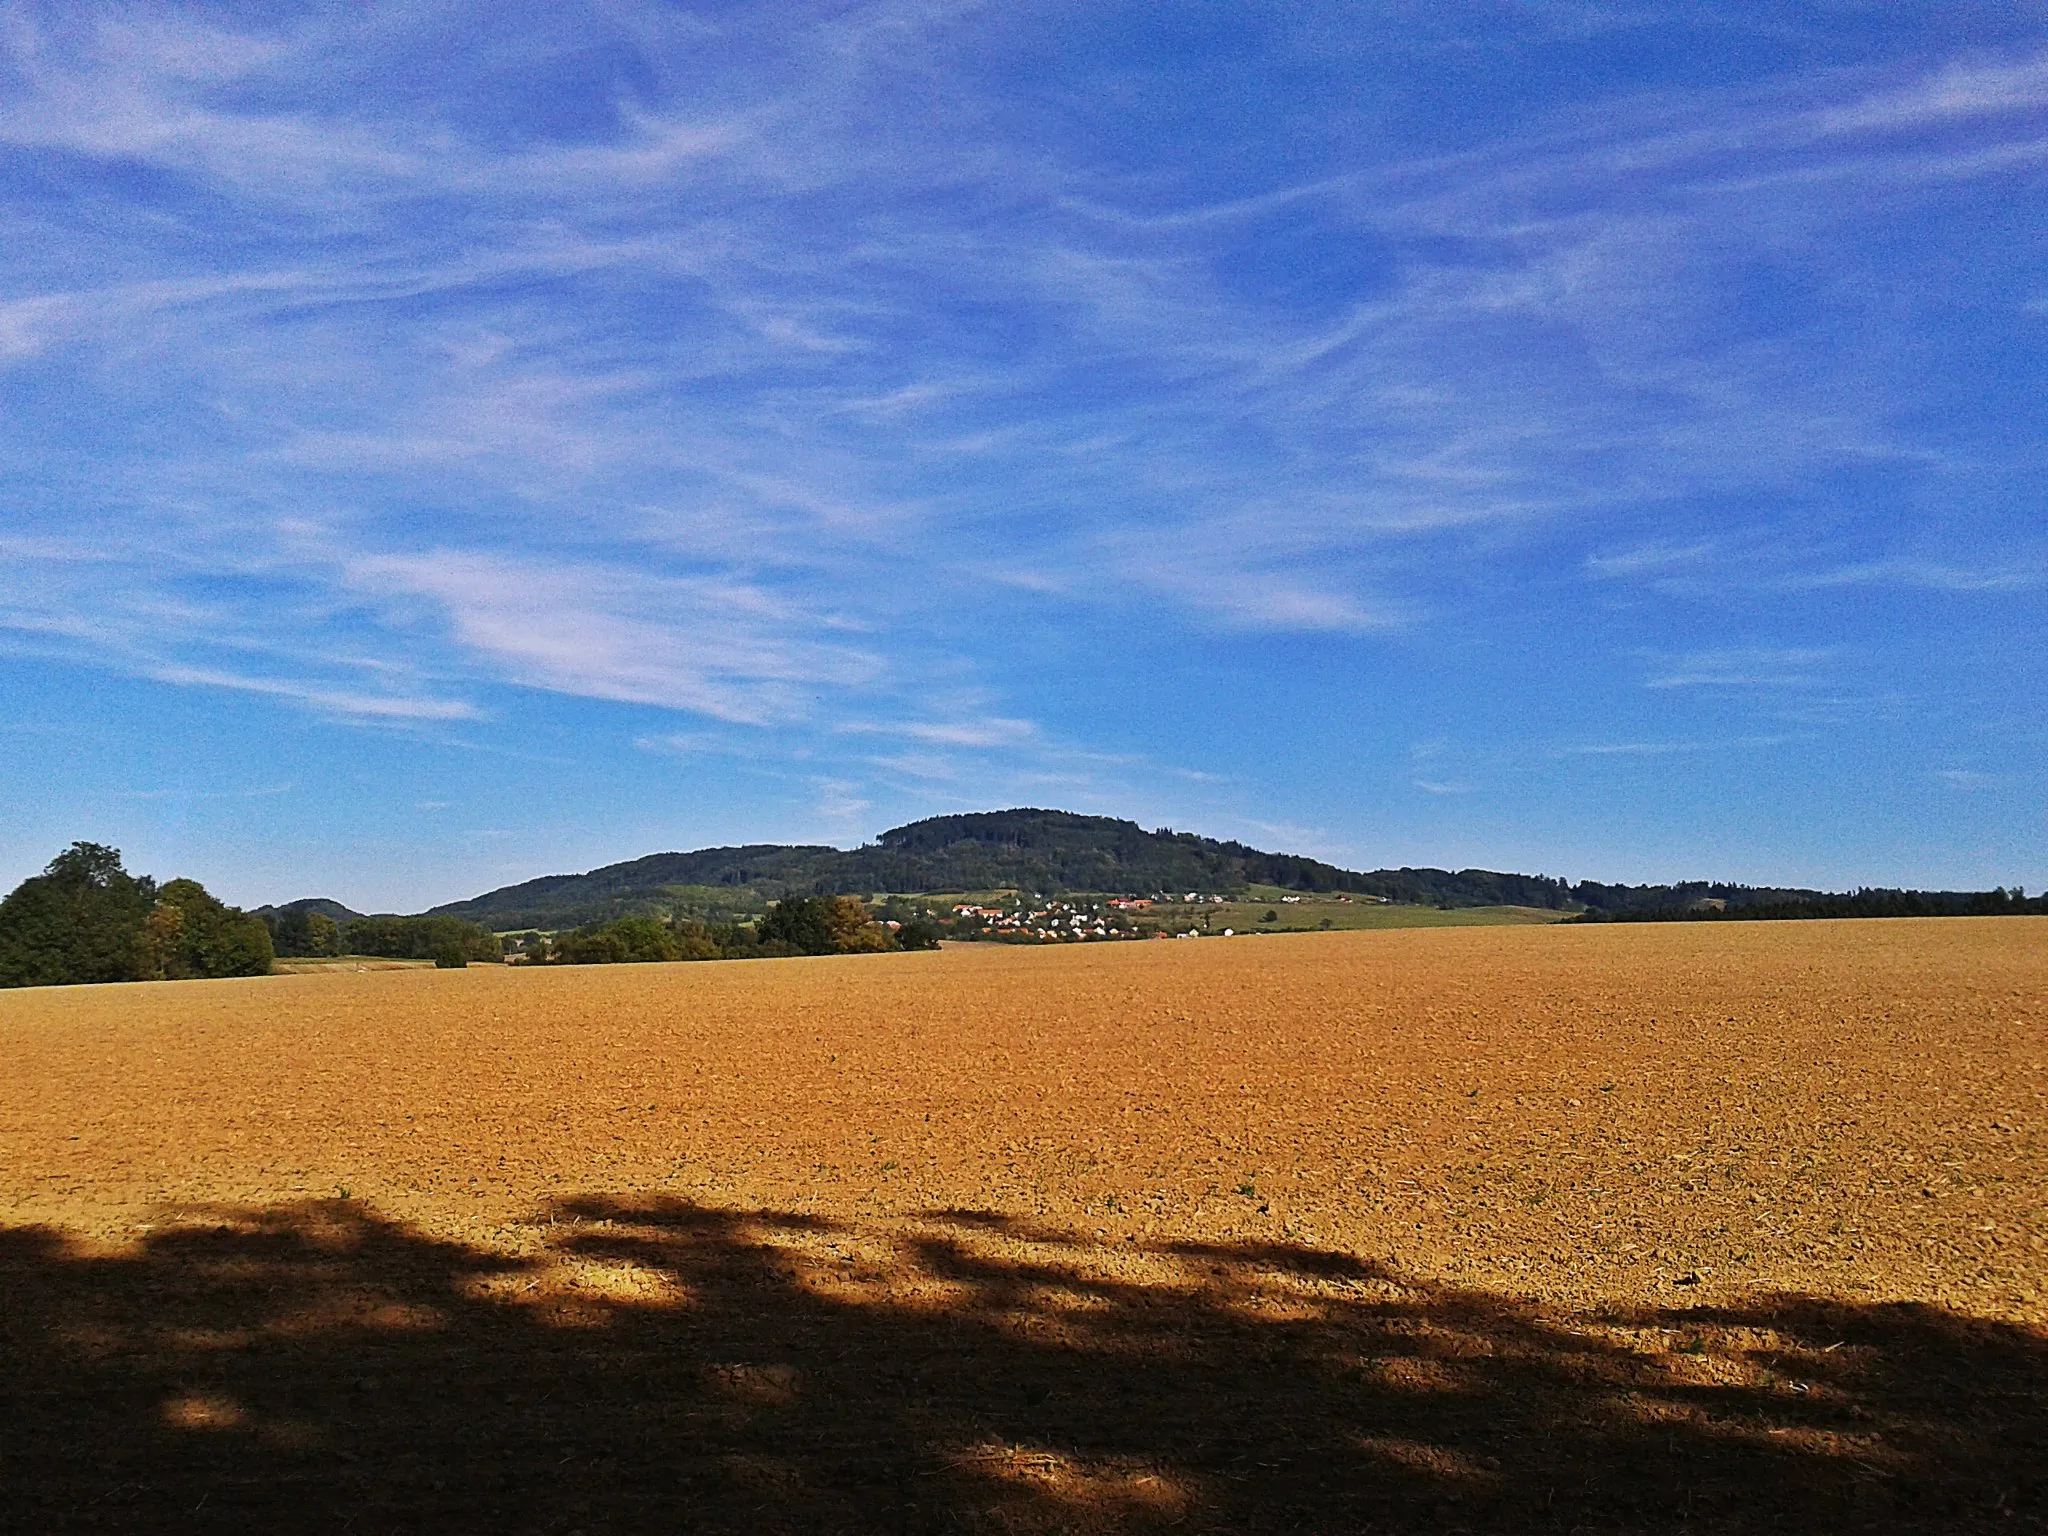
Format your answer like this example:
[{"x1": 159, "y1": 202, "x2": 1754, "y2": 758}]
[{"x1": 3, "y1": 1198, "x2": 2042, "y2": 1534}]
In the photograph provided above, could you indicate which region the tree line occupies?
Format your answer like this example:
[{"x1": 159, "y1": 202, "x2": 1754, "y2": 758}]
[
  {"x1": 0, "y1": 844, "x2": 273, "y2": 989},
  {"x1": 527, "y1": 897, "x2": 941, "y2": 966},
  {"x1": 0, "y1": 846, "x2": 945, "y2": 990},
  {"x1": 1568, "y1": 887, "x2": 2048, "y2": 924},
  {"x1": 334, "y1": 915, "x2": 502, "y2": 967}
]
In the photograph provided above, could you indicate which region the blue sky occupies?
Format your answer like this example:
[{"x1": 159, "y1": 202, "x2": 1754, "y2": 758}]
[{"x1": 2, "y1": 1, "x2": 2044, "y2": 911}]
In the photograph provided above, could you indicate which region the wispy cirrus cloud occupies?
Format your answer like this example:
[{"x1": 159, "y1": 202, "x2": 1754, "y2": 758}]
[
  {"x1": 1584, "y1": 541, "x2": 1719, "y2": 580},
  {"x1": 1554, "y1": 739, "x2": 1708, "y2": 757},
  {"x1": 0, "y1": 0, "x2": 2043, "y2": 836},
  {"x1": 344, "y1": 552, "x2": 878, "y2": 725},
  {"x1": 143, "y1": 664, "x2": 480, "y2": 723},
  {"x1": 1934, "y1": 767, "x2": 1999, "y2": 790},
  {"x1": 1782, "y1": 558, "x2": 2045, "y2": 594},
  {"x1": 1643, "y1": 649, "x2": 1839, "y2": 690},
  {"x1": 839, "y1": 717, "x2": 1039, "y2": 749}
]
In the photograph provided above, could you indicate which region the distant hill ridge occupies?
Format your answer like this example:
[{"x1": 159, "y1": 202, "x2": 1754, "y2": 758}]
[
  {"x1": 412, "y1": 808, "x2": 1823, "y2": 932},
  {"x1": 253, "y1": 897, "x2": 366, "y2": 924}
]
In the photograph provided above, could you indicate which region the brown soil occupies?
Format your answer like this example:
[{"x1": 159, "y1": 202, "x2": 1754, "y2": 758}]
[{"x1": 4, "y1": 919, "x2": 2043, "y2": 1532}]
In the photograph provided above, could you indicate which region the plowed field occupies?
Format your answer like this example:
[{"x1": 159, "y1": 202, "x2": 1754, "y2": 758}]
[{"x1": 5, "y1": 919, "x2": 2044, "y2": 1533}]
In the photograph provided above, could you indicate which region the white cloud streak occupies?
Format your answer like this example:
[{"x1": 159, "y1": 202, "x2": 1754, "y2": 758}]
[
  {"x1": 1643, "y1": 648, "x2": 1839, "y2": 690},
  {"x1": 0, "y1": 4, "x2": 2041, "y2": 753},
  {"x1": 346, "y1": 552, "x2": 879, "y2": 725}
]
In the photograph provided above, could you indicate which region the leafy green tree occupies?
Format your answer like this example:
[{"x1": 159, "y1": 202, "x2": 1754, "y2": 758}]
[
  {"x1": 265, "y1": 908, "x2": 306, "y2": 955},
  {"x1": 147, "y1": 879, "x2": 273, "y2": 979},
  {"x1": 304, "y1": 910, "x2": 341, "y2": 957},
  {"x1": 702, "y1": 922, "x2": 762, "y2": 960},
  {"x1": 343, "y1": 915, "x2": 498, "y2": 963},
  {"x1": 669, "y1": 921, "x2": 725, "y2": 961},
  {"x1": 756, "y1": 895, "x2": 897, "y2": 955},
  {"x1": 756, "y1": 895, "x2": 836, "y2": 954},
  {"x1": 607, "y1": 916, "x2": 684, "y2": 962},
  {"x1": 896, "y1": 915, "x2": 944, "y2": 950},
  {"x1": 829, "y1": 896, "x2": 897, "y2": 953},
  {"x1": 552, "y1": 928, "x2": 627, "y2": 964},
  {"x1": 549, "y1": 916, "x2": 683, "y2": 965},
  {"x1": 0, "y1": 843, "x2": 157, "y2": 989},
  {"x1": 266, "y1": 907, "x2": 345, "y2": 958},
  {"x1": 544, "y1": 921, "x2": 688, "y2": 966}
]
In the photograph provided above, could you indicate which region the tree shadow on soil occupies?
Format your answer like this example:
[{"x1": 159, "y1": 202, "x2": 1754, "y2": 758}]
[{"x1": 3, "y1": 1197, "x2": 2041, "y2": 1533}]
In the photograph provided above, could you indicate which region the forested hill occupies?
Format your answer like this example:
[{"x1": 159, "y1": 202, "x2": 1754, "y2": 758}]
[
  {"x1": 422, "y1": 808, "x2": 1594, "y2": 930},
  {"x1": 424, "y1": 844, "x2": 839, "y2": 931},
  {"x1": 286, "y1": 806, "x2": 2010, "y2": 932},
  {"x1": 857, "y1": 811, "x2": 1574, "y2": 907},
  {"x1": 252, "y1": 897, "x2": 364, "y2": 924}
]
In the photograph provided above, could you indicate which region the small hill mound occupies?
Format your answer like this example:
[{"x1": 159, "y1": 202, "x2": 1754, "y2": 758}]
[{"x1": 253, "y1": 897, "x2": 365, "y2": 924}]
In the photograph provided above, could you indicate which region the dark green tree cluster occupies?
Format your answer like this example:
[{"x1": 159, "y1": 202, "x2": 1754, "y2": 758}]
[
  {"x1": 1570, "y1": 887, "x2": 2048, "y2": 924},
  {"x1": 755, "y1": 895, "x2": 896, "y2": 956},
  {"x1": 342, "y1": 915, "x2": 501, "y2": 965},
  {"x1": 0, "y1": 844, "x2": 273, "y2": 989},
  {"x1": 537, "y1": 916, "x2": 757, "y2": 965},
  {"x1": 549, "y1": 916, "x2": 687, "y2": 965},
  {"x1": 264, "y1": 908, "x2": 343, "y2": 958},
  {"x1": 1569, "y1": 879, "x2": 1826, "y2": 914},
  {"x1": 146, "y1": 879, "x2": 276, "y2": 980},
  {"x1": 895, "y1": 915, "x2": 943, "y2": 950},
  {"x1": 871, "y1": 895, "x2": 944, "y2": 950}
]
